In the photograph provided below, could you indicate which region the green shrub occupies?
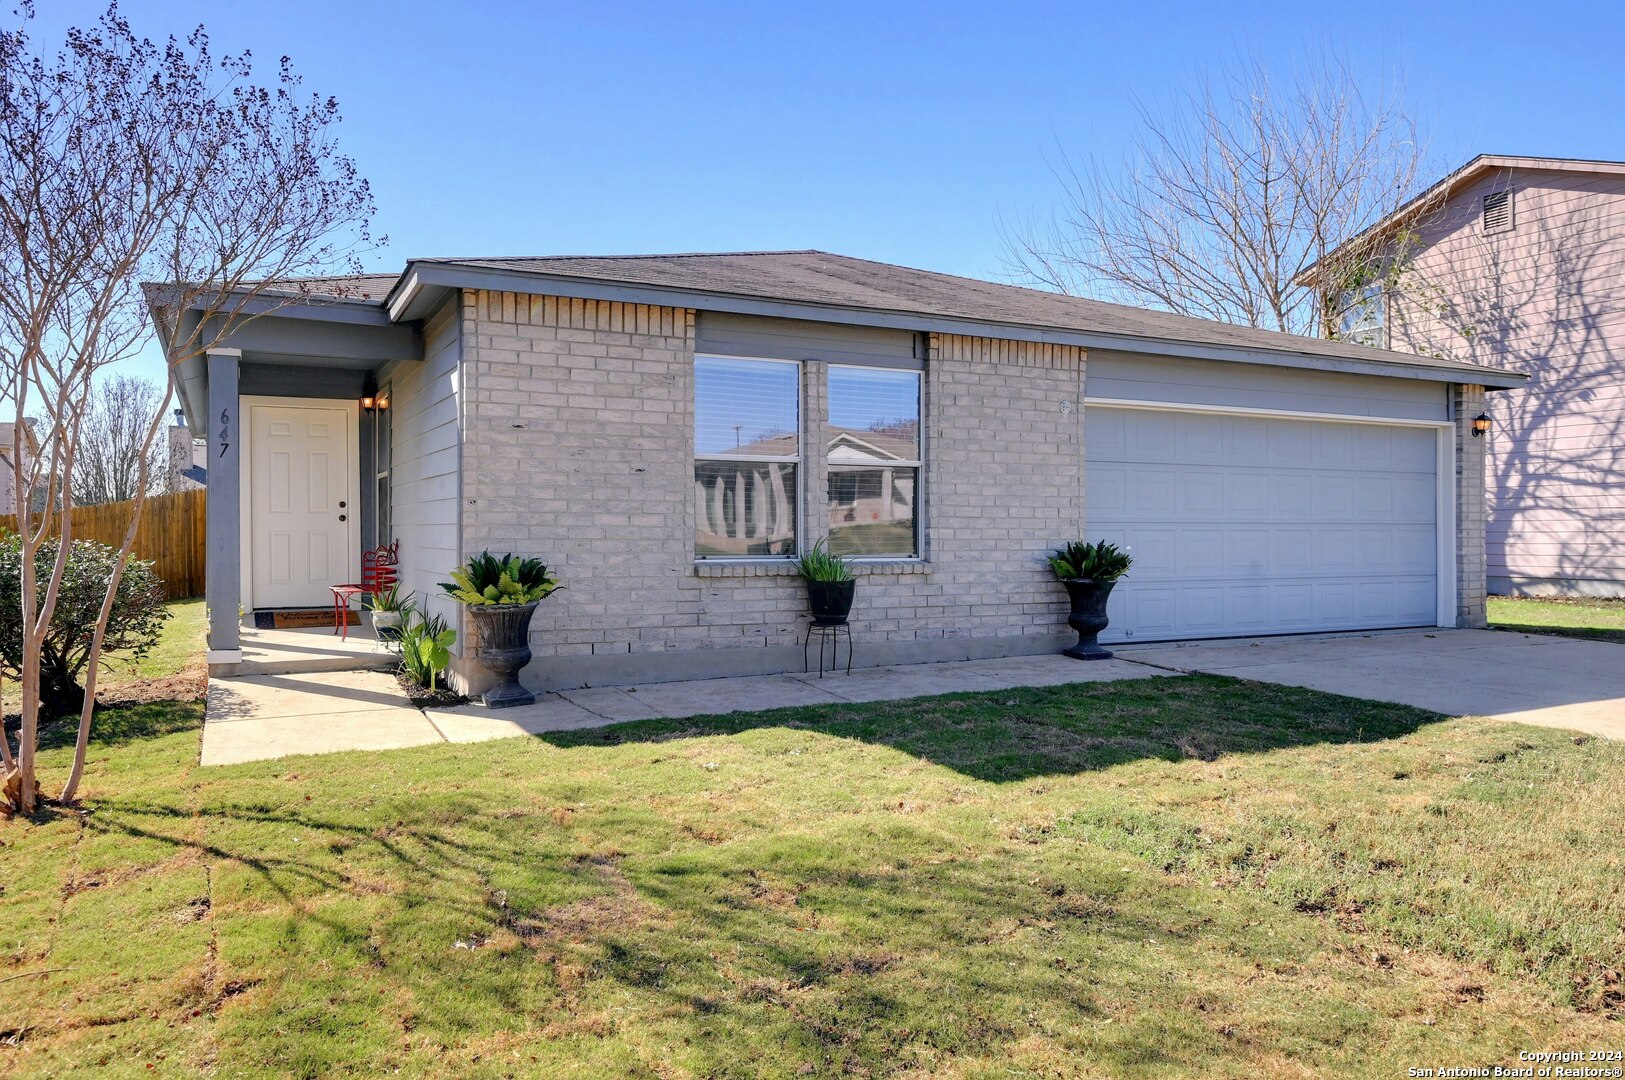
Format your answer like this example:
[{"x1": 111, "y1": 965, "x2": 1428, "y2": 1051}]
[
  {"x1": 795, "y1": 538, "x2": 853, "y2": 583},
  {"x1": 440, "y1": 551, "x2": 560, "y2": 606},
  {"x1": 398, "y1": 610, "x2": 456, "y2": 691},
  {"x1": 1048, "y1": 540, "x2": 1133, "y2": 582},
  {"x1": 0, "y1": 531, "x2": 170, "y2": 716}
]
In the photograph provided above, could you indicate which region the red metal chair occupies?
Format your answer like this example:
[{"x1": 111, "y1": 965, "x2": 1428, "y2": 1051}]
[{"x1": 329, "y1": 542, "x2": 399, "y2": 641}]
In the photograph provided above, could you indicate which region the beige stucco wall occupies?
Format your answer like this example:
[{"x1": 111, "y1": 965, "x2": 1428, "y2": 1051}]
[{"x1": 454, "y1": 291, "x2": 1085, "y2": 691}]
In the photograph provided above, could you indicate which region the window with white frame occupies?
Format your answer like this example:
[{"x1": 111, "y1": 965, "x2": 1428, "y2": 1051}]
[
  {"x1": 1335, "y1": 282, "x2": 1386, "y2": 348},
  {"x1": 693, "y1": 356, "x2": 800, "y2": 557},
  {"x1": 826, "y1": 365, "x2": 921, "y2": 558}
]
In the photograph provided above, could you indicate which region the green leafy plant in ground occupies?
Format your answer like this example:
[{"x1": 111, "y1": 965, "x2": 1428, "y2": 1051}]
[
  {"x1": 397, "y1": 611, "x2": 455, "y2": 690},
  {"x1": 3, "y1": 680, "x2": 1621, "y2": 1077},
  {"x1": 1049, "y1": 539, "x2": 1133, "y2": 581},
  {"x1": 440, "y1": 550, "x2": 560, "y2": 606},
  {"x1": 795, "y1": 537, "x2": 853, "y2": 582}
]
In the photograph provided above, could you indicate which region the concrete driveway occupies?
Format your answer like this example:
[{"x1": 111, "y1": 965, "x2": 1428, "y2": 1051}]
[{"x1": 1121, "y1": 628, "x2": 1625, "y2": 739}]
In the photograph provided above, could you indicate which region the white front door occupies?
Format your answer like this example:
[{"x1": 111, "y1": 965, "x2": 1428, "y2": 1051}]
[{"x1": 247, "y1": 401, "x2": 357, "y2": 609}]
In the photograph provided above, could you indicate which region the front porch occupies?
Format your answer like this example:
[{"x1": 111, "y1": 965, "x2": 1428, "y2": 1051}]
[
  {"x1": 168, "y1": 291, "x2": 423, "y2": 670},
  {"x1": 209, "y1": 619, "x2": 398, "y2": 678}
]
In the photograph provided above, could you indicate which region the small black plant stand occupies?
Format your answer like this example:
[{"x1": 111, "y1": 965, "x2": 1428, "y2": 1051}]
[{"x1": 803, "y1": 620, "x2": 853, "y2": 677}]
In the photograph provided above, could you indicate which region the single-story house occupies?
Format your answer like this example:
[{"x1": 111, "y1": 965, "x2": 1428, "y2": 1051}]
[{"x1": 152, "y1": 251, "x2": 1525, "y2": 693}]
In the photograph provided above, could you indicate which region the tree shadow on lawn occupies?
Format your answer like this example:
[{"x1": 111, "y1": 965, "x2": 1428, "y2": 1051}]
[
  {"x1": 534, "y1": 674, "x2": 1447, "y2": 784},
  {"x1": 48, "y1": 679, "x2": 1478, "y2": 1073}
]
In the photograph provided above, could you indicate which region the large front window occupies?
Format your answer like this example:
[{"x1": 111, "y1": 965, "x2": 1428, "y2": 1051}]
[
  {"x1": 694, "y1": 356, "x2": 800, "y2": 557},
  {"x1": 826, "y1": 365, "x2": 921, "y2": 557}
]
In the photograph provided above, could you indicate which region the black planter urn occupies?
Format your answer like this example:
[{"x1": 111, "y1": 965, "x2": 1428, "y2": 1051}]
[
  {"x1": 1062, "y1": 579, "x2": 1117, "y2": 661},
  {"x1": 467, "y1": 600, "x2": 539, "y2": 708},
  {"x1": 806, "y1": 580, "x2": 856, "y2": 626}
]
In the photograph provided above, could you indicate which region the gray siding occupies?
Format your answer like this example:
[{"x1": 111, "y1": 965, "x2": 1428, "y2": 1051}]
[
  {"x1": 1086, "y1": 351, "x2": 1448, "y2": 420},
  {"x1": 696, "y1": 311, "x2": 922, "y2": 369},
  {"x1": 379, "y1": 298, "x2": 462, "y2": 626}
]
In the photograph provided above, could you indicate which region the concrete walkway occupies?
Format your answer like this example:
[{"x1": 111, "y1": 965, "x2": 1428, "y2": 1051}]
[
  {"x1": 200, "y1": 628, "x2": 1625, "y2": 766},
  {"x1": 1121, "y1": 628, "x2": 1625, "y2": 740},
  {"x1": 202, "y1": 670, "x2": 444, "y2": 765},
  {"x1": 202, "y1": 654, "x2": 1165, "y2": 764}
]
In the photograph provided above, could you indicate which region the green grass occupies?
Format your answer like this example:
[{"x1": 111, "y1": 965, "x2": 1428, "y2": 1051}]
[
  {"x1": 100, "y1": 596, "x2": 207, "y2": 686},
  {"x1": 2, "y1": 597, "x2": 205, "y2": 717},
  {"x1": 3, "y1": 678, "x2": 1622, "y2": 1077},
  {"x1": 1488, "y1": 595, "x2": 1625, "y2": 644}
]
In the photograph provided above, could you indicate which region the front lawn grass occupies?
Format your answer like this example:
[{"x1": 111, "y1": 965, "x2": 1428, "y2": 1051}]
[
  {"x1": 3, "y1": 677, "x2": 1621, "y2": 1077},
  {"x1": 99, "y1": 595, "x2": 207, "y2": 694},
  {"x1": 1489, "y1": 595, "x2": 1625, "y2": 644}
]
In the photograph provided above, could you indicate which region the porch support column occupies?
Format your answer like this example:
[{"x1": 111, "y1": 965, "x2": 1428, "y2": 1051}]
[{"x1": 205, "y1": 348, "x2": 243, "y2": 658}]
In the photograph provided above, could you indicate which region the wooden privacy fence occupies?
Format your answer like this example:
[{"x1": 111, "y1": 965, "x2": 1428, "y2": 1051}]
[{"x1": 0, "y1": 489, "x2": 206, "y2": 600}]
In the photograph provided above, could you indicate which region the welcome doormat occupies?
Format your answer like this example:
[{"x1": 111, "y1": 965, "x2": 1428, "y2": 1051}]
[{"x1": 253, "y1": 608, "x2": 359, "y2": 630}]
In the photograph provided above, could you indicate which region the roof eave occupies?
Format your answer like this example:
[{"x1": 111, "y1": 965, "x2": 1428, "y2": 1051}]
[{"x1": 394, "y1": 260, "x2": 1526, "y2": 389}]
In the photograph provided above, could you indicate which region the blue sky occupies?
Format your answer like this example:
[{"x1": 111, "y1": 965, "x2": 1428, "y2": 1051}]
[{"x1": 32, "y1": 0, "x2": 1625, "y2": 388}]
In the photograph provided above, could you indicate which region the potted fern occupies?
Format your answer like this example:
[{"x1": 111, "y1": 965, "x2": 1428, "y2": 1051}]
[
  {"x1": 440, "y1": 551, "x2": 562, "y2": 708},
  {"x1": 797, "y1": 539, "x2": 855, "y2": 625},
  {"x1": 1049, "y1": 540, "x2": 1132, "y2": 660}
]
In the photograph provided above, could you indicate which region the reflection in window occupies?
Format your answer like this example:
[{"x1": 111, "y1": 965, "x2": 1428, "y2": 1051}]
[
  {"x1": 826, "y1": 366, "x2": 920, "y2": 557},
  {"x1": 693, "y1": 356, "x2": 800, "y2": 556},
  {"x1": 1335, "y1": 283, "x2": 1386, "y2": 348}
]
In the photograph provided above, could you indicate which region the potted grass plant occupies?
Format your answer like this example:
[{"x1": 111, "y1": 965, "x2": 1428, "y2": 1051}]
[
  {"x1": 797, "y1": 539, "x2": 855, "y2": 625},
  {"x1": 440, "y1": 551, "x2": 562, "y2": 708},
  {"x1": 1049, "y1": 540, "x2": 1132, "y2": 660},
  {"x1": 364, "y1": 584, "x2": 413, "y2": 643}
]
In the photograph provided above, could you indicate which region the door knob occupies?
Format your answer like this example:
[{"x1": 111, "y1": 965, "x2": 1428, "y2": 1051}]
[
  {"x1": 339, "y1": 500, "x2": 347, "y2": 508},
  {"x1": 339, "y1": 514, "x2": 347, "y2": 522}
]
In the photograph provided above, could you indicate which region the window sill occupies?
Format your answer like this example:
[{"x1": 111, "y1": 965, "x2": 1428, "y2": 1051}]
[{"x1": 693, "y1": 559, "x2": 931, "y2": 578}]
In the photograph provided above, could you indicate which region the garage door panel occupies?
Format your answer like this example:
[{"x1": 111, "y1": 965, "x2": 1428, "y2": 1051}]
[
  {"x1": 1089, "y1": 466, "x2": 1127, "y2": 514},
  {"x1": 1131, "y1": 469, "x2": 1178, "y2": 513},
  {"x1": 1088, "y1": 407, "x2": 1441, "y2": 643},
  {"x1": 1269, "y1": 529, "x2": 1314, "y2": 574},
  {"x1": 1129, "y1": 412, "x2": 1178, "y2": 459},
  {"x1": 1180, "y1": 529, "x2": 1226, "y2": 575},
  {"x1": 1226, "y1": 473, "x2": 1271, "y2": 516},
  {"x1": 1223, "y1": 529, "x2": 1271, "y2": 575},
  {"x1": 1270, "y1": 474, "x2": 1315, "y2": 516},
  {"x1": 1181, "y1": 414, "x2": 1224, "y2": 457}
]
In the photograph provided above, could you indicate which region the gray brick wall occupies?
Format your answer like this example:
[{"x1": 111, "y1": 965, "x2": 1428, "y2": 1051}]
[
  {"x1": 1454, "y1": 383, "x2": 1488, "y2": 627},
  {"x1": 456, "y1": 292, "x2": 1087, "y2": 690}
]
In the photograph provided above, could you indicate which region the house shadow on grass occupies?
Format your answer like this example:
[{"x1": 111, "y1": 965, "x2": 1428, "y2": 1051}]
[{"x1": 528, "y1": 674, "x2": 1448, "y2": 784}]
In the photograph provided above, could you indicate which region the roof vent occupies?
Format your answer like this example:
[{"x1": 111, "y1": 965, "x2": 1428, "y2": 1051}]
[{"x1": 1482, "y1": 188, "x2": 1514, "y2": 234}]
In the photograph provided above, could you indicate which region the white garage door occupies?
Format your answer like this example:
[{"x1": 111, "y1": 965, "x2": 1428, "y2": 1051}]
[{"x1": 1087, "y1": 406, "x2": 1442, "y2": 643}]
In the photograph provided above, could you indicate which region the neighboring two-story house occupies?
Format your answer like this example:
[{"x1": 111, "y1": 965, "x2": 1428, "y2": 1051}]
[{"x1": 1310, "y1": 155, "x2": 1625, "y2": 598}]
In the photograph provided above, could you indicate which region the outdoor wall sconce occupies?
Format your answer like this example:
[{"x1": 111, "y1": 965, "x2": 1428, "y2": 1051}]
[
  {"x1": 1471, "y1": 413, "x2": 1492, "y2": 438},
  {"x1": 360, "y1": 394, "x2": 377, "y2": 412}
]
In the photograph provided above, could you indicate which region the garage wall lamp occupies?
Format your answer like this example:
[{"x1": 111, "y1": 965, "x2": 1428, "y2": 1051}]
[{"x1": 1471, "y1": 413, "x2": 1492, "y2": 438}]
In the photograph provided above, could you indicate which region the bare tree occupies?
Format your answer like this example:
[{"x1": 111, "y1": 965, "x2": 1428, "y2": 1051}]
[
  {"x1": 0, "y1": 3, "x2": 378, "y2": 814},
  {"x1": 1006, "y1": 57, "x2": 1438, "y2": 340},
  {"x1": 72, "y1": 374, "x2": 166, "y2": 506}
]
